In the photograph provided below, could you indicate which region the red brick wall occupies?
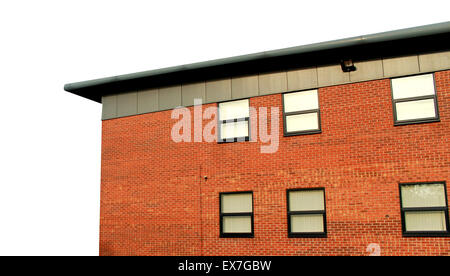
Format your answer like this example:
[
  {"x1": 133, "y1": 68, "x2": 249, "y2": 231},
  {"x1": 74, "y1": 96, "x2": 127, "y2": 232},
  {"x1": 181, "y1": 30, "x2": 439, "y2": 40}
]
[{"x1": 100, "y1": 70, "x2": 450, "y2": 256}]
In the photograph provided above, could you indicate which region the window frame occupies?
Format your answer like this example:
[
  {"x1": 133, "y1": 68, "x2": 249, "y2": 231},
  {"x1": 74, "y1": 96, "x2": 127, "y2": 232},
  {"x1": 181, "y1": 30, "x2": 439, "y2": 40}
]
[
  {"x1": 219, "y1": 191, "x2": 254, "y2": 238},
  {"x1": 391, "y1": 73, "x2": 440, "y2": 126},
  {"x1": 399, "y1": 181, "x2": 450, "y2": 237},
  {"x1": 286, "y1": 188, "x2": 327, "y2": 238},
  {"x1": 217, "y1": 99, "x2": 251, "y2": 143},
  {"x1": 282, "y1": 89, "x2": 322, "y2": 137}
]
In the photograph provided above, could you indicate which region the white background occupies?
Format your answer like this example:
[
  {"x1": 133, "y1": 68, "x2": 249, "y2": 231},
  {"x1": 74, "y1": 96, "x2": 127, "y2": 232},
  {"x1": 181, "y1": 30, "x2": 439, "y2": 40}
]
[{"x1": 0, "y1": 0, "x2": 448, "y2": 256}]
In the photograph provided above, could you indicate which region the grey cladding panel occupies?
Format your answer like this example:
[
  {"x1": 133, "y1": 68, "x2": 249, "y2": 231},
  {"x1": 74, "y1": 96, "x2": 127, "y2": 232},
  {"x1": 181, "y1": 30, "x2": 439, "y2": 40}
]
[
  {"x1": 206, "y1": 79, "x2": 231, "y2": 103},
  {"x1": 117, "y1": 92, "x2": 138, "y2": 117},
  {"x1": 182, "y1": 82, "x2": 206, "y2": 106},
  {"x1": 350, "y1": 59, "x2": 384, "y2": 82},
  {"x1": 232, "y1": 76, "x2": 259, "y2": 99},
  {"x1": 159, "y1": 86, "x2": 182, "y2": 110},
  {"x1": 383, "y1": 55, "x2": 420, "y2": 77},
  {"x1": 419, "y1": 51, "x2": 450, "y2": 72},
  {"x1": 287, "y1": 68, "x2": 318, "y2": 91},
  {"x1": 102, "y1": 95, "x2": 117, "y2": 120},
  {"x1": 138, "y1": 89, "x2": 159, "y2": 114},
  {"x1": 259, "y1": 72, "x2": 287, "y2": 95},
  {"x1": 317, "y1": 65, "x2": 350, "y2": 87}
]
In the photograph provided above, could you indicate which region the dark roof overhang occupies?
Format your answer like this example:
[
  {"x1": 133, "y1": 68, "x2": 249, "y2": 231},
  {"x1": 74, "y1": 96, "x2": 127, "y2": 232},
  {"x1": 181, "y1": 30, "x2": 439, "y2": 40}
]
[{"x1": 64, "y1": 21, "x2": 450, "y2": 103}]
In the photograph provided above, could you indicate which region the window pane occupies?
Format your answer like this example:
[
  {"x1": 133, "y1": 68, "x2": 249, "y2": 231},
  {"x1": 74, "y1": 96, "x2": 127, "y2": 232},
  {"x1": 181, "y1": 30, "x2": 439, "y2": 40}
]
[
  {"x1": 219, "y1": 99, "x2": 249, "y2": 120},
  {"x1": 289, "y1": 190, "x2": 324, "y2": 211},
  {"x1": 284, "y1": 90, "x2": 319, "y2": 113},
  {"x1": 286, "y1": 112, "x2": 319, "y2": 132},
  {"x1": 291, "y1": 214, "x2": 324, "y2": 233},
  {"x1": 392, "y1": 74, "x2": 435, "y2": 99},
  {"x1": 220, "y1": 121, "x2": 249, "y2": 140},
  {"x1": 395, "y1": 99, "x2": 436, "y2": 121},
  {"x1": 401, "y1": 184, "x2": 446, "y2": 208},
  {"x1": 223, "y1": 216, "x2": 252, "y2": 233},
  {"x1": 405, "y1": 211, "x2": 447, "y2": 232},
  {"x1": 221, "y1": 193, "x2": 252, "y2": 213}
]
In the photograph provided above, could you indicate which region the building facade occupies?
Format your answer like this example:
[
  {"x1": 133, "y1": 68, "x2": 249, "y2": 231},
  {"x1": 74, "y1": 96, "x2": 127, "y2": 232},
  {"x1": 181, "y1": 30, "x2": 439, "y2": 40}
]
[{"x1": 65, "y1": 23, "x2": 450, "y2": 256}]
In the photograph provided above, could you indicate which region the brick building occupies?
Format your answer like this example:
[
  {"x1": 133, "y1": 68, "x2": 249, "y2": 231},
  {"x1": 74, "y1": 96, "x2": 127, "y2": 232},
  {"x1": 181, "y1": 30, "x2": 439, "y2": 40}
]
[{"x1": 65, "y1": 22, "x2": 450, "y2": 256}]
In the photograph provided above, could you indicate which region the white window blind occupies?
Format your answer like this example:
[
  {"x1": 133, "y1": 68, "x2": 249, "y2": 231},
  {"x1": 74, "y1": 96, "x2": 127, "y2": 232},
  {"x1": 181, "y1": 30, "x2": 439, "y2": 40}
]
[
  {"x1": 219, "y1": 121, "x2": 249, "y2": 140},
  {"x1": 291, "y1": 214, "x2": 324, "y2": 233},
  {"x1": 219, "y1": 99, "x2": 250, "y2": 120},
  {"x1": 395, "y1": 99, "x2": 436, "y2": 121},
  {"x1": 223, "y1": 216, "x2": 252, "y2": 233},
  {"x1": 401, "y1": 184, "x2": 446, "y2": 208},
  {"x1": 221, "y1": 193, "x2": 253, "y2": 213},
  {"x1": 284, "y1": 90, "x2": 319, "y2": 113},
  {"x1": 289, "y1": 190, "x2": 324, "y2": 211},
  {"x1": 285, "y1": 113, "x2": 319, "y2": 133},
  {"x1": 392, "y1": 74, "x2": 435, "y2": 99},
  {"x1": 404, "y1": 211, "x2": 447, "y2": 231}
]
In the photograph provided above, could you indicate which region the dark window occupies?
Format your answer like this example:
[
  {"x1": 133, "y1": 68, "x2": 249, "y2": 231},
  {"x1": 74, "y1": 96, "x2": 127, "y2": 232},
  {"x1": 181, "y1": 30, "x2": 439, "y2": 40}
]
[
  {"x1": 218, "y1": 99, "x2": 250, "y2": 142},
  {"x1": 391, "y1": 74, "x2": 440, "y2": 125},
  {"x1": 287, "y1": 188, "x2": 327, "y2": 238},
  {"x1": 283, "y1": 89, "x2": 321, "y2": 136},
  {"x1": 220, "y1": 192, "x2": 254, "y2": 238},
  {"x1": 399, "y1": 182, "x2": 450, "y2": 237}
]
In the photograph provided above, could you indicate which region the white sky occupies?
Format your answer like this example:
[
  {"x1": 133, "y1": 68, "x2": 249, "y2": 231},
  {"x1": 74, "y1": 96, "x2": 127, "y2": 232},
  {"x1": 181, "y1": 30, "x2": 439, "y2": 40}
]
[{"x1": 0, "y1": 0, "x2": 448, "y2": 256}]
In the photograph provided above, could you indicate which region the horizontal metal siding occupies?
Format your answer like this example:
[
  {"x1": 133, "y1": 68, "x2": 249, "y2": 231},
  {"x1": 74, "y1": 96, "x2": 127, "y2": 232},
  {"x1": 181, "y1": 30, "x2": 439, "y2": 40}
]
[{"x1": 101, "y1": 51, "x2": 450, "y2": 120}]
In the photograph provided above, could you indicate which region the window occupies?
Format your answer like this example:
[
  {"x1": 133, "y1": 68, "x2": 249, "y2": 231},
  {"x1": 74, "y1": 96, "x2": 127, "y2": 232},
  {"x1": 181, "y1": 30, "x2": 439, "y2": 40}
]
[
  {"x1": 220, "y1": 192, "x2": 254, "y2": 238},
  {"x1": 287, "y1": 188, "x2": 327, "y2": 237},
  {"x1": 283, "y1": 89, "x2": 321, "y2": 136},
  {"x1": 391, "y1": 74, "x2": 440, "y2": 125},
  {"x1": 218, "y1": 99, "x2": 250, "y2": 142},
  {"x1": 399, "y1": 182, "x2": 450, "y2": 237}
]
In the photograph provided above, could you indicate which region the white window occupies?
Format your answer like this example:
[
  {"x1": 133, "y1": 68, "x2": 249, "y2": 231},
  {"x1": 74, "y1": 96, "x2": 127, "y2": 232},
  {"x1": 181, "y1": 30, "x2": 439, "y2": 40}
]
[
  {"x1": 400, "y1": 182, "x2": 449, "y2": 236},
  {"x1": 391, "y1": 74, "x2": 439, "y2": 125},
  {"x1": 220, "y1": 192, "x2": 253, "y2": 237},
  {"x1": 218, "y1": 99, "x2": 250, "y2": 142},
  {"x1": 287, "y1": 189, "x2": 326, "y2": 237},
  {"x1": 283, "y1": 90, "x2": 321, "y2": 135}
]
